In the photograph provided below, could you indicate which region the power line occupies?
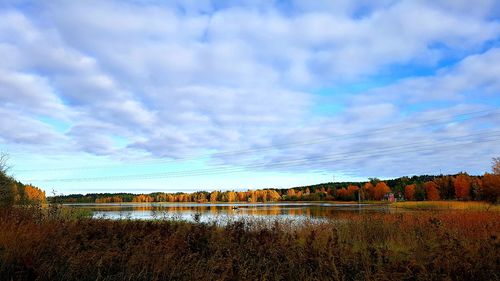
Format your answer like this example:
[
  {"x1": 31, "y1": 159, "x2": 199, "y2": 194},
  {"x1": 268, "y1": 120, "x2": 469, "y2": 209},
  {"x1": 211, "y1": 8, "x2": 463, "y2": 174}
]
[
  {"x1": 105, "y1": 132, "x2": 500, "y2": 179},
  {"x1": 23, "y1": 130, "x2": 500, "y2": 182},
  {"x1": 14, "y1": 109, "x2": 500, "y2": 173}
]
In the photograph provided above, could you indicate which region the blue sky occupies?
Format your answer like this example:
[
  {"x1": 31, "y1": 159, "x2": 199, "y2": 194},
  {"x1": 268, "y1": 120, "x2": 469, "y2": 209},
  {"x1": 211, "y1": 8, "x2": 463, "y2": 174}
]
[{"x1": 1, "y1": 0, "x2": 500, "y2": 194}]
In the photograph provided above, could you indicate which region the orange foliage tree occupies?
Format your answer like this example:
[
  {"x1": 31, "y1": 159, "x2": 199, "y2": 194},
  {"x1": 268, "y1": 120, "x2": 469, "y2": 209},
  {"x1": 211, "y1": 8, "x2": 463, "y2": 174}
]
[
  {"x1": 95, "y1": 196, "x2": 123, "y2": 203},
  {"x1": 237, "y1": 192, "x2": 247, "y2": 202},
  {"x1": 454, "y1": 174, "x2": 471, "y2": 200},
  {"x1": 226, "y1": 191, "x2": 236, "y2": 202},
  {"x1": 481, "y1": 173, "x2": 500, "y2": 203},
  {"x1": 372, "y1": 182, "x2": 391, "y2": 200},
  {"x1": 248, "y1": 190, "x2": 257, "y2": 202},
  {"x1": 404, "y1": 184, "x2": 416, "y2": 201},
  {"x1": 336, "y1": 185, "x2": 359, "y2": 201},
  {"x1": 266, "y1": 190, "x2": 281, "y2": 201},
  {"x1": 132, "y1": 194, "x2": 153, "y2": 202},
  {"x1": 362, "y1": 182, "x2": 374, "y2": 200},
  {"x1": 23, "y1": 185, "x2": 46, "y2": 204},
  {"x1": 209, "y1": 191, "x2": 218, "y2": 202},
  {"x1": 424, "y1": 181, "x2": 440, "y2": 201}
]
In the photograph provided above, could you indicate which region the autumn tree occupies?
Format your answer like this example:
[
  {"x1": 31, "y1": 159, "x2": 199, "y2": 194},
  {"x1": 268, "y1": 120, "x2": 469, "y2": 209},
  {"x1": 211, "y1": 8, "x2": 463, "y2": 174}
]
[
  {"x1": 226, "y1": 191, "x2": 236, "y2": 202},
  {"x1": 266, "y1": 190, "x2": 281, "y2": 201},
  {"x1": 295, "y1": 190, "x2": 303, "y2": 199},
  {"x1": 96, "y1": 196, "x2": 122, "y2": 203},
  {"x1": 155, "y1": 193, "x2": 167, "y2": 202},
  {"x1": 372, "y1": 182, "x2": 391, "y2": 200},
  {"x1": 132, "y1": 194, "x2": 153, "y2": 203},
  {"x1": 337, "y1": 185, "x2": 359, "y2": 201},
  {"x1": 362, "y1": 182, "x2": 374, "y2": 200},
  {"x1": 454, "y1": 174, "x2": 471, "y2": 200},
  {"x1": 237, "y1": 192, "x2": 247, "y2": 202},
  {"x1": 248, "y1": 190, "x2": 257, "y2": 203},
  {"x1": 327, "y1": 187, "x2": 334, "y2": 196},
  {"x1": 254, "y1": 190, "x2": 266, "y2": 202},
  {"x1": 481, "y1": 173, "x2": 500, "y2": 203},
  {"x1": 335, "y1": 188, "x2": 348, "y2": 200},
  {"x1": 404, "y1": 184, "x2": 416, "y2": 201},
  {"x1": 424, "y1": 181, "x2": 440, "y2": 201},
  {"x1": 209, "y1": 191, "x2": 219, "y2": 202},
  {"x1": 347, "y1": 185, "x2": 360, "y2": 199}
]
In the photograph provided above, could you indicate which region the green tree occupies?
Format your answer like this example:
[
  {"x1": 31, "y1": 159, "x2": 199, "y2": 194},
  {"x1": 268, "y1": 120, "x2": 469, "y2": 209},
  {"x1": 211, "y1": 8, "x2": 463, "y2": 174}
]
[{"x1": 414, "y1": 184, "x2": 426, "y2": 201}]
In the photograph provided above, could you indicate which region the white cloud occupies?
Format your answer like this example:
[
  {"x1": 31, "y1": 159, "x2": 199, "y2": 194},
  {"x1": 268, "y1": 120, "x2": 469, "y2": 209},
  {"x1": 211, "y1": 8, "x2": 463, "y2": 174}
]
[
  {"x1": 351, "y1": 48, "x2": 500, "y2": 106},
  {"x1": 0, "y1": 0, "x2": 499, "y2": 181},
  {"x1": 0, "y1": 108, "x2": 66, "y2": 146}
]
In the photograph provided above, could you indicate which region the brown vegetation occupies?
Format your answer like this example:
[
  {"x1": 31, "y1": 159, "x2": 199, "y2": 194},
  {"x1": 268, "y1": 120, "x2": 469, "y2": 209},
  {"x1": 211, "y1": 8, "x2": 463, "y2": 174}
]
[{"x1": 0, "y1": 207, "x2": 498, "y2": 281}]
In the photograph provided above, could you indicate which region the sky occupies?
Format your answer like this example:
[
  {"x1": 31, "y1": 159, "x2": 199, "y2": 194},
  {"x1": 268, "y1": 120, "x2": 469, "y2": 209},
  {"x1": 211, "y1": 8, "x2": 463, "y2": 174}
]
[{"x1": 1, "y1": 0, "x2": 500, "y2": 195}]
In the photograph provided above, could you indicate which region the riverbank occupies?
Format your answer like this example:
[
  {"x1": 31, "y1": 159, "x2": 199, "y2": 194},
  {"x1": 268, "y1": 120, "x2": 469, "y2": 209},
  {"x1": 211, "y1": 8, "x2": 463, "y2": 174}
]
[{"x1": 0, "y1": 207, "x2": 498, "y2": 280}]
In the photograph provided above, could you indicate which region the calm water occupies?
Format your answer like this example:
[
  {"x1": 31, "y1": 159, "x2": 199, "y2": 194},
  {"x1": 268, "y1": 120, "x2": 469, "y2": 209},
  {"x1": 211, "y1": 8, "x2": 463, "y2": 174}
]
[{"x1": 64, "y1": 202, "x2": 393, "y2": 223}]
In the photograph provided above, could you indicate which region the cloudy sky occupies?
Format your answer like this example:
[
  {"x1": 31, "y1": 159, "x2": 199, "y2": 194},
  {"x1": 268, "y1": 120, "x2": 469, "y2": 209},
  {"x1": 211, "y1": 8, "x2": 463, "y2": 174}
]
[{"x1": 1, "y1": 0, "x2": 500, "y2": 194}]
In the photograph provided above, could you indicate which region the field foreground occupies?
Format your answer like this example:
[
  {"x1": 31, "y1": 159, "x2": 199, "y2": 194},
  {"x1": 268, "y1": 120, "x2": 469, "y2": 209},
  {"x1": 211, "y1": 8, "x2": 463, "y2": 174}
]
[{"x1": 0, "y1": 207, "x2": 499, "y2": 281}]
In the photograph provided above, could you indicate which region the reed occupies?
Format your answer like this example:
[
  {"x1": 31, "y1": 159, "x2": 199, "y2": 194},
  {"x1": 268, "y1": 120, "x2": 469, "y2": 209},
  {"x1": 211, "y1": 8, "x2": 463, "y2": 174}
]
[
  {"x1": 392, "y1": 201, "x2": 500, "y2": 211},
  {"x1": 0, "y1": 207, "x2": 498, "y2": 281}
]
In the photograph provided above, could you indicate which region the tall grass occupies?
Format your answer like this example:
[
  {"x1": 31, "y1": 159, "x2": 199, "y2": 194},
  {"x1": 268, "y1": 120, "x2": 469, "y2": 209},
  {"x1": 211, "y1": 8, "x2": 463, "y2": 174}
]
[
  {"x1": 0, "y1": 207, "x2": 498, "y2": 281},
  {"x1": 392, "y1": 201, "x2": 500, "y2": 211}
]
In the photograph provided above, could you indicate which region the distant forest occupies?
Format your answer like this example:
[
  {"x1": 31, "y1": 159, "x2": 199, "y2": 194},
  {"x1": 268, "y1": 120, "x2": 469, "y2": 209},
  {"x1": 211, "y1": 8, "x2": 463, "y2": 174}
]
[{"x1": 50, "y1": 172, "x2": 499, "y2": 204}]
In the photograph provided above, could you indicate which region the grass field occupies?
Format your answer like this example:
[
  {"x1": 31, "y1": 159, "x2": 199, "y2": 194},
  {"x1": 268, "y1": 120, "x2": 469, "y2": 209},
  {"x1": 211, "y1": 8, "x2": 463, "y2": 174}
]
[{"x1": 0, "y1": 206, "x2": 498, "y2": 281}]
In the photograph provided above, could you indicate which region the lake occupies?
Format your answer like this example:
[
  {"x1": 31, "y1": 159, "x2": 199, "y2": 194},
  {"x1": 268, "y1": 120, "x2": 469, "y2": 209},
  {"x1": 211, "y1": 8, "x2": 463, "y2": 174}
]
[{"x1": 64, "y1": 202, "x2": 394, "y2": 223}]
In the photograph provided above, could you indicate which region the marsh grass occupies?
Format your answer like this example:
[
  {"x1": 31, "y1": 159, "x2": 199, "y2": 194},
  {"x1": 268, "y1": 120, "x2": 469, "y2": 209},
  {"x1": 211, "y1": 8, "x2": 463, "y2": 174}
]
[
  {"x1": 0, "y1": 207, "x2": 498, "y2": 281},
  {"x1": 392, "y1": 201, "x2": 500, "y2": 211}
]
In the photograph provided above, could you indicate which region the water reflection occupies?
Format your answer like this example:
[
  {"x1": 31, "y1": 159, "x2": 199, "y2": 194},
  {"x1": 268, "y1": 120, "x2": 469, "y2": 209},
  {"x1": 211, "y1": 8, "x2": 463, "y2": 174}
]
[{"x1": 65, "y1": 202, "x2": 392, "y2": 223}]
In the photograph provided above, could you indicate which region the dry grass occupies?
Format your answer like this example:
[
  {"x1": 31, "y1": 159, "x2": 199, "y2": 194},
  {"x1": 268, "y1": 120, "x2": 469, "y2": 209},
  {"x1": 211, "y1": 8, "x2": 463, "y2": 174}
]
[
  {"x1": 392, "y1": 201, "x2": 500, "y2": 211},
  {"x1": 0, "y1": 207, "x2": 498, "y2": 281}
]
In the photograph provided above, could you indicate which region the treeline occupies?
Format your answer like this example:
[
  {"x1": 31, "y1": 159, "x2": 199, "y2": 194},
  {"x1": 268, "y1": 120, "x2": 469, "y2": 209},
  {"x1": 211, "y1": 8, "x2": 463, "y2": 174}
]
[
  {"x1": 51, "y1": 189, "x2": 282, "y2": 204},
  {"x1": 0, "y1": 168, "x2": 46, "y2": 206},
  {"x1": 292, "y1": 173, "x2": 499, "y2": 203},
  {"x1": 50, "y1": 172, "x2": 500, "y2": 204}
]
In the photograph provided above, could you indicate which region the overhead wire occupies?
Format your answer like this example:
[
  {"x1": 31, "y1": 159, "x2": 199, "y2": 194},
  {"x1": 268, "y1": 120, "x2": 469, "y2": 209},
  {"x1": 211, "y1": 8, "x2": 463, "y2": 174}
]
[
  {"x1": 23, "y1": 130, "x2": 500, "y2": 182},
  {"x1": 14, "y1": 108, "x2": 500, "y2": 173}
]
